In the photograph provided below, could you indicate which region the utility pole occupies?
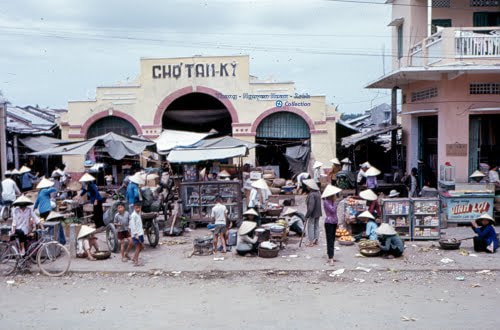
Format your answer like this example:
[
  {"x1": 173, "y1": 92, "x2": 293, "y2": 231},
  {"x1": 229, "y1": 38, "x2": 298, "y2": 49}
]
[
  {"x1": 0, "y1": 100, "x2": 8, "y2": 180},
  {"x1": 391, "y1": 87, "x2": 398, "y2": 170}
]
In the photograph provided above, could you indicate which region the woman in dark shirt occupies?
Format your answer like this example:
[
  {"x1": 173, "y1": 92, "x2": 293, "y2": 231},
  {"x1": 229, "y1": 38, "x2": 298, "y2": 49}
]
[{"x1": 80, "y1": 173, "x2": 104, "y2": 228}]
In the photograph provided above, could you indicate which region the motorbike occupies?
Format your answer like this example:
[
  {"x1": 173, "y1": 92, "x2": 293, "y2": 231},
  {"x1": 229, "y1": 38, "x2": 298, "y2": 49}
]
[{"x1": 336, "y1": 170, "x2": 357, "y2": 190}]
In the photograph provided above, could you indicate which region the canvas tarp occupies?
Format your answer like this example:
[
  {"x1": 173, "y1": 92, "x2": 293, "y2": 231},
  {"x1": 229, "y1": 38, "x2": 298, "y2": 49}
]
[
  {"x1": 19, "y1": 136, "x2": 70, "y2": 152},
  {"x1": 193, "y1": 136, "x2": 258, "y2": 149},
  {"x1": 285, "y1": 144, "x2": 311, "y2": 176},
  {"x1": 155, "y1": 129, "x2": 211, "y2": 154},
  {"x1": 29, "y1": 132, "x2": 154, "y2": 160},
  {"x1": 167, "y1": 146, "x2": 248, "y2": 163},
  {"x1": 341, "y1": 124, "x2": 400, "y2": 148}
]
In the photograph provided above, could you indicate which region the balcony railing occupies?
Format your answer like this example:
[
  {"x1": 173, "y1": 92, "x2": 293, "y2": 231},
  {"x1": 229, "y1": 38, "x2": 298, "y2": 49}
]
[{"x1": 409, "y1": 27, "x2": 500, "y2": 67}]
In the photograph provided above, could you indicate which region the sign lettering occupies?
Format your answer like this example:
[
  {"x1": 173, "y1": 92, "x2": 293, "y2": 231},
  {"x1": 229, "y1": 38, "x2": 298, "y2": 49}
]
[
  {"x1": 447, "y1": 197, "x2": 493, "y2": 220},
  {"x1": 152, "y1": 62, "x2": 237, "y2": 80}
]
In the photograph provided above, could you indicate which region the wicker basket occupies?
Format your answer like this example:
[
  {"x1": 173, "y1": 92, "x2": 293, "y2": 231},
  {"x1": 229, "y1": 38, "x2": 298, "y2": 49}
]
[
  {"x1": 270, "y1": 187, "x2": 281, "y2": 195},
  {"x1": 265, "y1": 208, "x2": 283, "y2": 217},
  {"x1": 272, "y1": 178, "x2": 286, "y2": 187},
  {"x1": 439, "y1": 239, "x2": 461, "y2": 250},
  {"x1": 258, "y1": 246, "x2": 279, "y2": 258},
  {"x1": 338, "y1": 240, "x2": 354, "y2": 246}
]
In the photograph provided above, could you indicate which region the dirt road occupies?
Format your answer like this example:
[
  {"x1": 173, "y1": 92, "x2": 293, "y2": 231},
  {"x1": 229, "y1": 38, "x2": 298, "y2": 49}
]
[{"x1": 1, "y1": 270, "x2": 498, "y2": 329}]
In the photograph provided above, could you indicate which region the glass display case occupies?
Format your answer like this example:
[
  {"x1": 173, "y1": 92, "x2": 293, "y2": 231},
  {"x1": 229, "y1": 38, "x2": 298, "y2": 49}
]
[
  {"x1": 382, "y1": 198, "x2": 411, "y2": 240},
  {"x1": 412, "y1": 198, "x2": 440, "y2": 240},
  {"x1": 180, "y1": 181, "x2": 242, "y2": 226}
]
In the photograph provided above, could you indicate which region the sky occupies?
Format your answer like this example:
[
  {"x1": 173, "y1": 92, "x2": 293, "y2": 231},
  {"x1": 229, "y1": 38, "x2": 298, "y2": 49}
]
[{"x1": 0, "y1": 0, "x2": 393, "y2": 114}]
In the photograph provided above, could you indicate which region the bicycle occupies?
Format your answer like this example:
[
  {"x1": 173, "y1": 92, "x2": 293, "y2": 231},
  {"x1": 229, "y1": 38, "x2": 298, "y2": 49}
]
[{"x1": 0, "y1": 229, "x2": 71, "y2": 277}]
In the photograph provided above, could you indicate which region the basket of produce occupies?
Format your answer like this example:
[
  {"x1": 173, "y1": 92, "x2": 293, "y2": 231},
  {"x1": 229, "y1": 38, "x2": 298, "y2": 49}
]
[
  {"x1": 438, "y1": 238, "x2": 461, "y2": 250},
  {"x1": 92, "y1": 251, "x2": 111, "y2": 260},
  {"x1": 358, "y1": 240, "x2": 379, "y2": 249},
  {"x1": 338, "y1": 236, "x2": 354, "y2": 246},
  {"x1": 336, "y1": 227, "x2": 349, "y2": 237},
  {"x1": 360, "y1": 247, "x2": 381, "y2": 257},
  {"x1": 258, "y1": 241, "x2": 279, "y2": 258},
  {"x1": 265, "y1": 208, "x2": 283, "y2": 217}
]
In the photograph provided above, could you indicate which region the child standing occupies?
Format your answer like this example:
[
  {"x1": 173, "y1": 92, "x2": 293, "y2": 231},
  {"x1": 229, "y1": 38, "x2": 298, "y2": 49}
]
[
  {"x1": 129, "y1": 202, "x2": 144, "y2": 266},
  {"x1": 114, "y1": 202, "x2": 132, "y2": 262}
]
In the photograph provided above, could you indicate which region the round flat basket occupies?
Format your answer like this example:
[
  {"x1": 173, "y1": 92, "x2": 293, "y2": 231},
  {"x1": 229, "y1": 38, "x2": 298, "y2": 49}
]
[
  {"x1": 360, "y1": 247, "x2": 381, "y2": 257},
  {"x1": 338, "y1": 240, "x2": 354, "y2": 246},
  {"x1": 92, "y1": 251, "x2": 111, "y2": 260},
  {"x1": 258, "y1": 246, "x2": 279, "y2": 258},
  {"x1": 439, "y1": 239, "x2": 461, "y2": 250},
  {"x1": 358, "y1": 240, "x2": 379, "y2": 249}
]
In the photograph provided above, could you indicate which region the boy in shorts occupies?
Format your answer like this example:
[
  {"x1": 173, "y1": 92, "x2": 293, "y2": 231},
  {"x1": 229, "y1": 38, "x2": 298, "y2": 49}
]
[
  {"x1": 114, "y1": 202, "x2": 132, "y2": 262},
  {"x1": 211, "y1": 195, "x2": 229, "y2": 254},
  {"x1": 129, "y1": 201, "x2": 144, "y2": 266}
]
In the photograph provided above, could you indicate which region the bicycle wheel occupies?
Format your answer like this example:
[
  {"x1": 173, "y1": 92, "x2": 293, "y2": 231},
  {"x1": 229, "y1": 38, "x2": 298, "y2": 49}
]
[
  {"x1": 0, "y1": 243, "x2": 18, "y2": 276},
  {"x1": 37, "y1": 242, "x2": 71, "y2": 277},
  {"x1": 146, "y1": 222, "x2": 160, "y2": 248}
]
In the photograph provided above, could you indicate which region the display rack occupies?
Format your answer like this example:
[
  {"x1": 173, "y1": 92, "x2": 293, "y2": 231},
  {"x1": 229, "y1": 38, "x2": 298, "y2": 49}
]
[
  {"x1": 180, "y1": 181, "x2": 242, "y2": 228},
  {"x1": 412, "y1": 198, "x2": 440, "y2": 240},
  {"x1": 382, "y1": 198, "x2": 411, "y2": 240}
]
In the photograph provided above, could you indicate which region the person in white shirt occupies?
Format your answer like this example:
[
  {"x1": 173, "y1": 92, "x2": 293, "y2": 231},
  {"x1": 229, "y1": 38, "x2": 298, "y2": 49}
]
[
  {"x1": 2, "y1": 171, "x2": 21, "y2": 205},
  {"x1": 488, "y1": 165, "x2": 500, "y2": 187},
  {"x1": 11, "y1": 195, "x2": 42, "y2": 255},
  {"x1": 211, "y1": 195, "x2": 229, "y2": 254},
  {"x1": 281, "y1": 207, "x2": 304, "y2": 236},
  {"x1": 295, "y1": 172, "x2": 311, "y2": 194},
  {"x1": 129, "y1": 202, "x2": 144, "y2": 266}
]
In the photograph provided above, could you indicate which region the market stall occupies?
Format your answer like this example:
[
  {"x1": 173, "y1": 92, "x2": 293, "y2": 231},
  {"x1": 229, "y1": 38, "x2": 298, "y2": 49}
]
[
  {"x1": 440, "y1": 183, "x2": 495, "y2": 224},
  {"x1": 381, "y1": 197, "x2": 440, "y2": 240}
]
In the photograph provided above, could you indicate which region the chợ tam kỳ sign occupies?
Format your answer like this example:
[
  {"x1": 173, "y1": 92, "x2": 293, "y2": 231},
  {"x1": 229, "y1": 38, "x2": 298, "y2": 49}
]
[
  {"x1": 152, "y1": 62, "x2": 237, "y2": 79},
  {"x1": 446, "y1": 197, "x2": 494, "y2": 220}
]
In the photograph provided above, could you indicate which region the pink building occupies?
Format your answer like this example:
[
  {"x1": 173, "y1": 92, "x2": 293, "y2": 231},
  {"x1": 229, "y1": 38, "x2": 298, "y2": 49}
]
[{"x1": 367, "y1": 0, "x2": 499, "y2": 184}]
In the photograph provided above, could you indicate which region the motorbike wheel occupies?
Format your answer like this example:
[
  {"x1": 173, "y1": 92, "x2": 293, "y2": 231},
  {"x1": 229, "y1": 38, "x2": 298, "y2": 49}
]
[
  {"x1": 106, "y1": 224, "x2": 119, "y2": 253},
  {"x1": 0, "y1": 206, "x2": 9, "y2": 221},
  {"x1": 146, "y1": 221, "x2": 160, "y2": 248}
]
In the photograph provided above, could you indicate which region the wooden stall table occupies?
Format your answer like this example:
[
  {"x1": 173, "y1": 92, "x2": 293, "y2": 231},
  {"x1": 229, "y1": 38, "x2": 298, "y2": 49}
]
[{"x1": 270, "y1": 231, "x2": 288, "y2": 249}]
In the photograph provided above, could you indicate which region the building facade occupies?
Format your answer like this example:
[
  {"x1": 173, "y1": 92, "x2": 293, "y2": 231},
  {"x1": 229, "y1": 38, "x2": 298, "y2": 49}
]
[
  {"x1": 61, "y1": 55, "x2": 337, "y2": 175},
  {"x1": 367, "y1": 0, "x2": 500, "y2": 183}
]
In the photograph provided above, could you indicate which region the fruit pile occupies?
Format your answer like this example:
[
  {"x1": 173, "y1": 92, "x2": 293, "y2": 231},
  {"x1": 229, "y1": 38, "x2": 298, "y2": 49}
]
[{"x1": 336, "y1": 227, "x2": 353, "y2": 242}]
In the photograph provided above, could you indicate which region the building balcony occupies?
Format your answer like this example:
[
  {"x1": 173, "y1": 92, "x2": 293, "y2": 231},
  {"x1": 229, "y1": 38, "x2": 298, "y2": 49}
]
[{"x1": 409, "y1": 27, "x2": 500, "y2": 67}]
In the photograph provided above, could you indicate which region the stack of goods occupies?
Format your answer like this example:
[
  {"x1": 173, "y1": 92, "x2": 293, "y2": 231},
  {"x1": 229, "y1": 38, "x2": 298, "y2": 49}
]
[
  {"x1": 336, "y1": 227, "x2": 354, "y2": 245},
  {"x1": 358, "y1": 240, "x2": 380, "y2": 257}
]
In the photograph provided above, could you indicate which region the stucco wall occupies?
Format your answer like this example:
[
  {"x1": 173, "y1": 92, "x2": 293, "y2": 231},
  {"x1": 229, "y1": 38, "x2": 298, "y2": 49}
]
[{"x1": 62, "y1": 55, "x2": 337, "y2": 173}]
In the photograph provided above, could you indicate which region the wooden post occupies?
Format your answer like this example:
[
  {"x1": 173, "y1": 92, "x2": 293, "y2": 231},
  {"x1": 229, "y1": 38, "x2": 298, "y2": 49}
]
[{"x1": 69, "y1": 224, "x2": 77, "y2": 258}]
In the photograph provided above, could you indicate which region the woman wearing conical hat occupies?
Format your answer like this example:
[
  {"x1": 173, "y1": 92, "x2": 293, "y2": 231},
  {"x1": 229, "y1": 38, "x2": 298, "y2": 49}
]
[
  {"x1": 11, "y1": 195, "x2": 43, "y2": 255},
  {"x1": 235, "y1": 221, "x2": 258, "y2": 256},
  {"x1": 79, "y1": 173, "x2": 105, "y2": 229},
  {"x1": 321, "y1": 184, "x2": 342, "y2": 265},
  {"x1": 34, "y1": 177, "x2": 57, "y2": 220},
  {"x1": 375, "y1": 223, "x2": 404, "y2": 259},
  {"x1": 303, "y1": 179, "x2": 322, "y2": 247},
  {"x1": 471, "y1": 213, "x2": 498, "y2": 253}
]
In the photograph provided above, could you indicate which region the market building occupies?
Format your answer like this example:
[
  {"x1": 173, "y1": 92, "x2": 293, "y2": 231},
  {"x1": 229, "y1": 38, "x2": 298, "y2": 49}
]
[
  {"x1": 366, "y1": 0, "x2": 500, "y2": 184},
  {"x1": 61, "y1": 55, "x2": 338, "y2": 177}
]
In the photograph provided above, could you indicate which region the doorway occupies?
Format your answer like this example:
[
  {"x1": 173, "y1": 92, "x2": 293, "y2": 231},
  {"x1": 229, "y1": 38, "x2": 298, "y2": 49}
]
[
  {"x1": 469, "y1": 114, "x2": 500, "y2": 173},
  {"x1": 418, "y1": 116, "x2": 438, "y2": 187}
]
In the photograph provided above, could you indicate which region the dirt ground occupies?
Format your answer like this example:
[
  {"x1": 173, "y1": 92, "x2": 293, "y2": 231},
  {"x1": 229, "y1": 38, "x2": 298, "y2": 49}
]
[{"x1": 1, "y1": 270, "x2": 499, "y2": 329}]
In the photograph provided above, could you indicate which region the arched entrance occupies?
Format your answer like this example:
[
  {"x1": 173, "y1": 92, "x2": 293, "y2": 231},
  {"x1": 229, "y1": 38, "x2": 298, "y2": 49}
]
[
  {"x1": 86, "y1": 116, "x2": 138, "y2": 139},
  {"x1": 255, "y1": 112, "x2": 311, "y2": 179},
  {"x1": 162, "y1": 92, "x2": 232, "y2": 136}
]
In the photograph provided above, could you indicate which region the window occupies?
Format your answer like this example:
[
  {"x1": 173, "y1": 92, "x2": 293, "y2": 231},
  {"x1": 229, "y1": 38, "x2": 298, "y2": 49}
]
[
  {"x1": 470, "y1": 0, "x2": 499, "y2": 7},
  {"x1": 431, "y1": 19, "x2": 452, "y2": 34},
  {"x1": 432, "y1": 0, "x2": 450, "y2": 7},
  {"x1": 397, "y1": 25, "x2": 403, "y2": 59},
  {"x1": 411, "y1": 87, "x2": 438, "y2": 102},
  {"x1": 473, "y1": 12, "x2": 500, "y2": 27},
  {"x1": 470, "y1": 83, "x2": 500, "y2": 94},
  {"x1": 87, "y1": 116, "x2": 137, "y2": 139}
]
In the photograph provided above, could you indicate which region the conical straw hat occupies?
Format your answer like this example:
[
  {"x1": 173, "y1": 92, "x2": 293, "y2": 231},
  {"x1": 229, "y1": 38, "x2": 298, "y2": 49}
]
[
  {"x1": 78, "y1": 225, "x2": 96, "y2": 239},
  {"x1": 303, "y1": 179, "x2": 319, "y2": 191},
  {"x1": 199, "y1": 168, "x2": 206, "y2": 177},
  {"x1": 313, "y1": 161, "x2": 323, "y2": 169},
  {"x1": 129, "y1": 173, "x2": 145, "y2": 185},
  {"x1": 46, "y1": 211, "x2": 65, "y2": 221},
  {"x1": 476, "y1": 213, "x2": 495, "y2": 224},
  {"x1": 341, "y1": 158, "x2": 351, "y2": 164},
  {"x1": 388, "y1": 189, "x2": 400, "y2": 197},
  {"x1": 359, "y1": 189, "x2": 378, "y2": 201},
  {"x1": 13, "y1": 195, "x2": 33, "y2": 206},
  {"x1": 375, "y1": 223, "x2": 396, "y2": 236},
  {"x1": 219, "y1": 170, "x2": 231, "y2": 177},
  {"x1": 251, "y1": 178, "x2": 269, "y2": 190},
  {"x1": 281, "y1": 207, "x2": 297, "y2": 217},
  {"x1": 11, "y1": 169, "x2": 21, "y2": 175},
  {"x1": 360, "y1": 161, "x2": 371, "y2": 168},
  {"x1": 238, "y1": 221, "x2": 257, "y2": 235},
  {"x1": 321, "y1": 184, "x2": 342, "y2": 198},
  {"x1": 330, "y1": 158, "x2": 341, "y2": 165},
  {"x1": 357, "y1": 210, "x2": 375, "y2": 220},
  {"x1": 19, "y1": 166, "x2": 31, "y2": 174},
  {"x1": 37, "y1": 177, "x2": 54, "y2": 189},
  {"x1": 243, "y1": 209, "x2": 259, "y2": 217},
  {"x1": 470, "y1": 170, "x2": 485, "y2": 178},
  {"x1": 79, "y1": 173, "x2": 96, "y2": 182},
  {"x1": 365, "y1": 166, "x2": 381, "y2": 176}
]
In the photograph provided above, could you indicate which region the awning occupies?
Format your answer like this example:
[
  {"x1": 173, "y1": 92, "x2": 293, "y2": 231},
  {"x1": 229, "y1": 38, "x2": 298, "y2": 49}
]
[
  {"x1": 469, "y1": 107, "x2": 500, "y2": 112},
  {"x1": 30, "y1": 132, "x2": 154, "y2": 160},
  {"x1": 19, "y1": 136, "x2": 69, "y2": 152},
  {"x1": 193, "y1": 136, "x2": 258, "y2": 149},
  {"x1": 401, "y1": 109, "x2": 438, "y2": 115},
  {"x1": 387, "y1": 17, "x2": 404, "y2": 27},
  {"x1": 154, "y1": 129, "x2": 212, "y2": 154},
  {"x1": 341, "y1": 124, "x2": 400, "y2": 148},
  {"x1": 167, "y1": 146, "x2": 248, "y2": 163}
]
